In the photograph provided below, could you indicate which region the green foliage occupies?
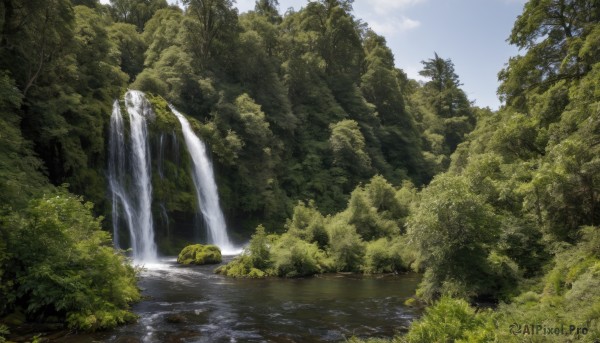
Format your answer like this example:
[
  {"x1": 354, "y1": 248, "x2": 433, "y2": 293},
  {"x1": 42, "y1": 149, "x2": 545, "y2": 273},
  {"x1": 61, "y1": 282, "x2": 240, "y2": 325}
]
[
  {"x1": 362, "y1": 238, "x2": 405, "y2": 274},
  {"x1": 146, "y1": 93, "x2": 179, "y2": 132},
  {"x1": 270, "y1": 233, "x2": 327, "y2": 277},
  {"x1": 247, "y1": 225, "x2": 272, "y2": 270},
  {"x1": 177, "y1": 244, "x2": 222, "y2": 265},
  {"x1": 109, "y1": 22, "x2": 147, "y2": 81},
  {"x1": 0, "y1": 190, "x2": 139, "y2": 331},
  {"x1": 404, "y1": 296, "x2": 486, "y2": 343},
  {"x1": 0, "y1": 74, "x2": 47, "y2": 209},
  {"x1": 181, "y1": 0, "x2": 239, "y2": 69},
  {"x1": 109, "y1": 0, "x2": 168, "y2": 31},
  {"x1": 215, "y1": 225, "x2": 274, "y2": 277},
  {"x1": 325, "y1": 215, "x2": 365, "y2": 272},
  {"x1": 5, "y1": 0, "x2": 600, "y2": 340},
  {"x1": 499, "y1": 0, "x2": 600, "y2": 111},
  {"x1": 345, "y1": 175, "x2": 406, "y2": 240},
  {"x1": 407, "y1": 174, "x2": 503, "y2": 301},
  {"x1": 286, "y1": 201, "x2": 329, "y2": 249},
  {"x1": 329, "y1": 119, "x2": 372, "y2": 176},
  {"x1": 496, "y1": 216, "x2": 548, "y2": 277}
]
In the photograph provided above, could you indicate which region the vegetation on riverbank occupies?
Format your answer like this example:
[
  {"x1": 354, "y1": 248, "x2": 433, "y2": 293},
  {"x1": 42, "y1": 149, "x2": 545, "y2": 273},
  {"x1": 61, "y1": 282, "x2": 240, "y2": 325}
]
[{"x1": 1, "y1": 0, "x2": 599, "y2": 340}]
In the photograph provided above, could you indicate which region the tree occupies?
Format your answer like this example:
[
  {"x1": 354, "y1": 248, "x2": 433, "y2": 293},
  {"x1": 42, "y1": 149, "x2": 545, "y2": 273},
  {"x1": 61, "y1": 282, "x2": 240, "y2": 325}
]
[
  {"x1": 0, "y1": 73, "x2": 46, "y2": 209},
  {"x1": 285, "y1": 201, "x2": 328, "y2": 248},
  {"x1": 0, "y1": 0, "x2": 75, "y2": 98},
  {"x1": 326, "y1": 215, "x2": 365, "y2": 272},
  {"x1": 109, "y1": 0, "x2": 168, "y2": 31},
  {"x1": 254, "y1": 0, "x2": 281, "y2": 24},
  {"x1": 498, "y1": 0, "x2": 600, "y2": 111},
  {"x1": 361, "y1": 30, "x2": 424, "y2": 181},
  {"x1": 418, "y1": 53, "x2": 474, "y2": 153},
  {"x1": 329, "y1": 119, "x2": 372, "y2": 176},
  {"x1": 0, "y1": 190, "x2": 140, "y2": 330},
  {"x1": 109, "y1": 22, "x2": 147, "y2": 81},
  {"x1": 236, "y1": 12, "x2": 297, "y2": 134},
  {"x1": 407, "y1": 174, "x2": 500, "y2": 300},
  {"x1": 181, "y1": 0, "x2": 239, "y2": 69},
  {"x1": 420, "y1": 52, "x2": 461, "y2": 93},
  {"x1": 345, "y1": 175, "x2": 404, "y2": 240}
]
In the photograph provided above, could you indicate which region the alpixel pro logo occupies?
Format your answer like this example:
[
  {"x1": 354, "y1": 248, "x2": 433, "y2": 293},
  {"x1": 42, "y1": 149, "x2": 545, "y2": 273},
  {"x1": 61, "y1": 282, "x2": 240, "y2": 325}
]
[{"x1": 509, "y1": 322, "x2": 589, "y2": 336}]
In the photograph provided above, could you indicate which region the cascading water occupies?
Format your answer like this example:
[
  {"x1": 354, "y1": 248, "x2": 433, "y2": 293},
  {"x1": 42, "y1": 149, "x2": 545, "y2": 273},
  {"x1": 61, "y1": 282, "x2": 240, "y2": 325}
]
[
  {"x1": 108, "y1": 100, "x2": 131, "y2": 250},
  {"x1": 108, "y1": 91, "x2": 157, "y2": 262},
  {"x1": 170, "y1": 105, "x2": 237, "y2": 254}
]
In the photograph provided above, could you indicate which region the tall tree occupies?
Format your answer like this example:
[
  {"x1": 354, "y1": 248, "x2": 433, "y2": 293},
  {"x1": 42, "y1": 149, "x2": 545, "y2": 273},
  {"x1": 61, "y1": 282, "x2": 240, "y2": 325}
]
[
  {"x1": 498, "y1": 0, "x2": 600, "y2": 111},
  {"x1": 418, "y1": 53, "x2": 474, "y2": 153},
  {"x1": 254, "y1": 0, "x2": 281, "y2": 24},
  {"x1": 181, "y1": 0, "x2": 239, "y2": 70},
  {"x1": 109, "y1": 0, "x2": 168, "y2": 31},
  {"x1": 0, "y1": 0, "x2": 74, "y2": 98}
]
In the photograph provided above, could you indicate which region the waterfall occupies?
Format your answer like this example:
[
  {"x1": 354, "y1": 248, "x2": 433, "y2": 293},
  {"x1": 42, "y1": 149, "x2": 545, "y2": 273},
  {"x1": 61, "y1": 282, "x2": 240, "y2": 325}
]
[
  {"x1": 157, "y1": 133, "x2": 165, "y2": 179},
  {"x1": 108, "y1": 100, "x2": 131, "y2": 250},
  {"x1": 108, "y1": 91, "x2": 157, "y2": 262},
  {"x1": 170, "y1": 106, "x2": 237, "y2": 254}
]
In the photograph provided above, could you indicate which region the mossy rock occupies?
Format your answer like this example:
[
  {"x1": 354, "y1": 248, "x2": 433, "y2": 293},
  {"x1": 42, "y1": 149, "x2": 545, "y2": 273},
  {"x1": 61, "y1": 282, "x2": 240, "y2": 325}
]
[{"x1": 177, "y1": 244, "x2": 222, "y2": 265}]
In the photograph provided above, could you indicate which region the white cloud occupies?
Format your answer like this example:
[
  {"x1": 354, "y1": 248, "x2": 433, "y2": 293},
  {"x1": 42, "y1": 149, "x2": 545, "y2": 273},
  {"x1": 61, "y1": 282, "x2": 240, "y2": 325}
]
[
  {"x1": 367, "y1": 0, "x2": 426, "y2": 15},
  {"x1": 399, "y1": 16, "x2": 421, "y2": 30},
  {"x1": 369, "y1": 16, "x2": 421, "y2": 35}
]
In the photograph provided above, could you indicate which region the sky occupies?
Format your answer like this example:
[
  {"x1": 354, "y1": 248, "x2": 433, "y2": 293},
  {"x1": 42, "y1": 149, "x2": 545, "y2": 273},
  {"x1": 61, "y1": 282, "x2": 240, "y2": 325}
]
[{"x1": 100, "y1": 0, "x2": 527, "y2": 109}]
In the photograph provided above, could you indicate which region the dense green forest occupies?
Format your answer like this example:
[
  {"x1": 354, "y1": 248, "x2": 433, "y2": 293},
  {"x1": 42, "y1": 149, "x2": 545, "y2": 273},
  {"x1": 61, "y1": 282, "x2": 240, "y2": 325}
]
[{"x1": 0, "y1": 0, "x2": 599, "y2": 341}]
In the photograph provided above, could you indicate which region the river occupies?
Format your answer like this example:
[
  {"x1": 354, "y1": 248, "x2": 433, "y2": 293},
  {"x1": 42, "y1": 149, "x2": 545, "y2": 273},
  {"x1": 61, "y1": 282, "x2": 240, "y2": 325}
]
[{"x1": 57, "y1": 257, "x2": 421, "y2": 342}]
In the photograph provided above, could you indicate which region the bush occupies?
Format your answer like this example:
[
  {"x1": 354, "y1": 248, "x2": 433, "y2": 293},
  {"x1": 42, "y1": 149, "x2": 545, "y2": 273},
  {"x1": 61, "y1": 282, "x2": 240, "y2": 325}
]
[
  {"x1": 407, "y1": 174, "x2": 500, "y2": 301},
  {"x1": 270, "y1": 233, "x2": 328, "y2": 277},
  {"x1": 215, "y1": 225, "x2": 275, "y2": 277},
  {"x1": 177, "y1": 244, "x2": 222, "y2": 265},
  {"x1": 286, "y1": 201, "x2": 329, "y2": 249},
  {"x1": 0, "y1": 190, "x2": 140, "y2": 331},
  {"x1": 404, "y1": 296, "x2": 485, "y2": 343},
  {"x1": 247, "y1": 225, "x2": 272, "y2": 270},
  {"x1": 326, "y1": 215, "x2": 365, "y2": 272},
  {"x1": 345, "y1": 176, "x2": 405, "y2": 241},
  {"x1": 362, "y1": 238, "x2": 405, "y2": 274}
]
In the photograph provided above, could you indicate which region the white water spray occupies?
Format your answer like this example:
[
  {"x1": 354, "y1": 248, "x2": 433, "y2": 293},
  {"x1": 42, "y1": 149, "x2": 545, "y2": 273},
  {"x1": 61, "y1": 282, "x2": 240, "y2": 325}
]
[
  {"x1": 108, "y1": 91, "x2": 157, "y2": 262},
  {"x1": 170, "y1": 106, "x2": 238, "y2": 254}
]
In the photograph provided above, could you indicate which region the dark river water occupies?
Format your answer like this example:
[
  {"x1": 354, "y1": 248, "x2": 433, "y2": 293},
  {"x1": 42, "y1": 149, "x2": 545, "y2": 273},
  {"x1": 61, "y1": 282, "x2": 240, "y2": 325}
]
[{"x1": 57, "y1": 257, "x2": 421, "y2": 343}]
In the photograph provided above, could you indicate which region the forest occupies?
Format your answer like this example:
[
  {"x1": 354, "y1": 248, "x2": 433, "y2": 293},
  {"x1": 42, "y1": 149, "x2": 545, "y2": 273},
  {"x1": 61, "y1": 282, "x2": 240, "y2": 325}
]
[{"x1": 0, "y1": 0, "x2": 599, "y2": 341}]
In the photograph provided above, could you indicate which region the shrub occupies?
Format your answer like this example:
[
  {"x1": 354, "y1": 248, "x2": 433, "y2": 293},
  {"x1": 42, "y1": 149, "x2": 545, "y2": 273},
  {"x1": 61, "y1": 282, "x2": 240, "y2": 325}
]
[
  {"x1": 286, "y1": 201, "x2": 329, "y2": 249},
  {"x1": 326, "y1": 215, "x2": 365, "y2": 272},
  {"x1": 270, "y1": 233, "x2": 327, "y2": 277},
  {"x1": 362, "y1": 238, "x2": 405, "y2": 274},
  {"x1": 215, "y1": 225, "x2": 275, "y2": 277},
  {"x1": 1, "y1": 190, "x2": 140, "y2": 331},
  {"x1": 404, "y1": 296, "x2": 485, "y2": 343},
  {"x1": 215, "y1": 254, "x2": 255, "y2": 277},
  {"x1": 406, "y1": 174, "x2": 500, "y2": 301},
  {"x1": 177, "y1": 244, "x2": 222, "y2": 265}
]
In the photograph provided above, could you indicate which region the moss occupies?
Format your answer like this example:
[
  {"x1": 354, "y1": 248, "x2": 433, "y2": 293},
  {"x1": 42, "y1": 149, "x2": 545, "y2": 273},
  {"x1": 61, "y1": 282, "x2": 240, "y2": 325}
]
[
  {"x1": 214, "y1": 254, "x2": 270, "y2": 278},
  {"x1": 177, "y1": 244, "x2": 222, "y2": 265},
  {"x1": 146, "y1": 93, "x2": 180, "y2": 133}
]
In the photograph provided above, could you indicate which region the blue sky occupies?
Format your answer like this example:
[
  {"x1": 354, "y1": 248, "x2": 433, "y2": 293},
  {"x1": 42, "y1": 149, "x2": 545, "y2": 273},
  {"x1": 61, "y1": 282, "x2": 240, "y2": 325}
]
[{"x1": 101, "y1": 0, "x2": 527, "y2": 109}]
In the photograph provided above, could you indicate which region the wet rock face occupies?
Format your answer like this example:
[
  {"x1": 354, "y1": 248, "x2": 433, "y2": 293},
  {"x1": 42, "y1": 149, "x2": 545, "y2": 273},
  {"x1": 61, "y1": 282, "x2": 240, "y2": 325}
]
[{"x1": 176, "y1": 244, "x2": 222, "y2": 265}]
